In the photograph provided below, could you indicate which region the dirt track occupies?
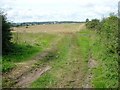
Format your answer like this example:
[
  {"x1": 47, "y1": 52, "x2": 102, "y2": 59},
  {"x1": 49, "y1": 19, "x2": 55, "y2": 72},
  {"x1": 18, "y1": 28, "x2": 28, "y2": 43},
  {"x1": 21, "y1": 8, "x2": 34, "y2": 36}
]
[{"x1": 3, "y1": 23, "x2": 95, "y2": 88}]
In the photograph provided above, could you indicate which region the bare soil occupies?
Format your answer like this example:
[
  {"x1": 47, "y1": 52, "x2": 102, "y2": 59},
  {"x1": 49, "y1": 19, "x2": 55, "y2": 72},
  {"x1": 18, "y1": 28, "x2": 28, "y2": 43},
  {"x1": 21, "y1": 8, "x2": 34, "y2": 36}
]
[
  {"x1": 15, "y1": 66, "x2": 51, "y2": 88},
  {"x1": 82, "y1": 57, "x2": 98, "y2": 88}
]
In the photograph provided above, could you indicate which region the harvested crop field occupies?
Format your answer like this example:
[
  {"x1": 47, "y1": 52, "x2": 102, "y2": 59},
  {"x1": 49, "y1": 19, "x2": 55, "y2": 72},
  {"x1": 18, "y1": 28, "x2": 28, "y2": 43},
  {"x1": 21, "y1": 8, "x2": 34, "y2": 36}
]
[{"x1": 12, "y1": 23, "x2": 85, "y2": 33}]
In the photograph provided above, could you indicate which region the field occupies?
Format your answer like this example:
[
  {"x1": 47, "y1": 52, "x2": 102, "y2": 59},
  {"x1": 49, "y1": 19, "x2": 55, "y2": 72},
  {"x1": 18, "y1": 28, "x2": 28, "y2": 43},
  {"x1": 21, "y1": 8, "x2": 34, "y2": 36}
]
[
  {"x1": 12, "y1": 23, "x2": 85, "y2": 33},
  {"x1": 2, "y1": 23, "x2": 118, "y2": 88}
]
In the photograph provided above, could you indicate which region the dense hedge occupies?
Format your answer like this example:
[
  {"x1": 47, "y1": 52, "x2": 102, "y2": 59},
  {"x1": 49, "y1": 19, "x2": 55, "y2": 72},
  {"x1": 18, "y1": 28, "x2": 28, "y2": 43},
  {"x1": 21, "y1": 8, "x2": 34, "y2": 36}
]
[
  {"x1": 86, "y1": 15, "x2": 119, "y2": 55},
  {"x1": 86, "y1": 14, "x2": 119, "y2": 87}
]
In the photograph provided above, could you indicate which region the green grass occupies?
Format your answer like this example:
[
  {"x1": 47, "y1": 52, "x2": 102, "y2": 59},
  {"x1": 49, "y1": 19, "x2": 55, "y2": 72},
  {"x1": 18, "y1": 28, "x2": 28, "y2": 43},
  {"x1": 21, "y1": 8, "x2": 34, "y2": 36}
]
[
  {"x1": 2, "y1": 61, "x2": 16, "y2": 73},
  {"x1": 77, "y1": 30, "x2": 91, "y2": 62},
  {"x1": 31, "y1": 72, "x2": 56, "y2": 88},
  {"x1": 2, "y1": 32, "x2": 56, "y2": 73},
  {"x1": 3, "y1": 45, "x2": 39, "y2": 62}
]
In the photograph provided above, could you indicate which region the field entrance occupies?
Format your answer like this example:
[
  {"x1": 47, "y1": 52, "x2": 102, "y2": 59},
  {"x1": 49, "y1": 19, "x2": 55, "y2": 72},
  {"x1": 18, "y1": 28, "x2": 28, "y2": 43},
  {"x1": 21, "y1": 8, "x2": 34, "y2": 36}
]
[{"x1": 3, "y1": 23, "x2": 93, "y2": 88}]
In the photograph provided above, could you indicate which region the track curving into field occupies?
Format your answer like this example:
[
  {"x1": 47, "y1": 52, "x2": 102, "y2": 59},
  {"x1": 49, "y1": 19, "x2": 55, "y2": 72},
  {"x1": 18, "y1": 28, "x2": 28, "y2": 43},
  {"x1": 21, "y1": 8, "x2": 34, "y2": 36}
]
[{"x1": 3, "y1": 23, "x2": 95, "y2": 88}]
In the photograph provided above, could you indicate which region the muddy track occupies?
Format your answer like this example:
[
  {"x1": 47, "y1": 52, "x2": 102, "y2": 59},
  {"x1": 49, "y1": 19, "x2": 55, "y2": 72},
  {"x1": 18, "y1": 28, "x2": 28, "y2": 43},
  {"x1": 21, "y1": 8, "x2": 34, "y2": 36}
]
[
  {"x1": 15, "y1": 66, "x2": 51, "y2": 88},
  {"x1": 2, "y1": 35, "x2": 64, "y2": 88}
]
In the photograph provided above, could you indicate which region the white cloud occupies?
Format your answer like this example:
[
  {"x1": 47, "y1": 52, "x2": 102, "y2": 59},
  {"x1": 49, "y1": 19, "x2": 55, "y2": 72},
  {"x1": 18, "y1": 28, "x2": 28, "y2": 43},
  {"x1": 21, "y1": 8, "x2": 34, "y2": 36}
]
[{"x1": 1, "y1": 0, "x2": 119, "y2": 22}]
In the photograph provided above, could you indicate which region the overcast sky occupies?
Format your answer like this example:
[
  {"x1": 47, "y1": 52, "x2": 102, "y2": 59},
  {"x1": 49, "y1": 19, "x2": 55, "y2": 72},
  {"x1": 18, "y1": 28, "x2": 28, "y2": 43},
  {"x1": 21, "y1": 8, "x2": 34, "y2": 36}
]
[{"x1": 1, "y1": 0, "x2": 119, "y2": 23}]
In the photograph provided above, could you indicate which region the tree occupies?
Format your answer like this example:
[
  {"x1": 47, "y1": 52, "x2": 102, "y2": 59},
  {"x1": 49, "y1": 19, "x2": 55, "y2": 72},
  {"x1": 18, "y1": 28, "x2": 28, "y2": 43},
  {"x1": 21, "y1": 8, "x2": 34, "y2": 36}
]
[
  {"x1": 86, "y1": 18, "x2": 89, "y2": 22},
  {"x1": 86, "y1": 19, "x2": 101, "y2": 30},
  {"x1": 0, "y1": 10, "x2": 12, "y2": 54}
]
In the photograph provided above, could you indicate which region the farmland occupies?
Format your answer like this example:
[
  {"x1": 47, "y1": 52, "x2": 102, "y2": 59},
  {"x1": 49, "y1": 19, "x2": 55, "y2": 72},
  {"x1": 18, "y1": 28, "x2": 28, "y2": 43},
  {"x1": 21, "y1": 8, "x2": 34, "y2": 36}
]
[{"x1": 2, "y1": 23, "x2": 118, "y2": 88}]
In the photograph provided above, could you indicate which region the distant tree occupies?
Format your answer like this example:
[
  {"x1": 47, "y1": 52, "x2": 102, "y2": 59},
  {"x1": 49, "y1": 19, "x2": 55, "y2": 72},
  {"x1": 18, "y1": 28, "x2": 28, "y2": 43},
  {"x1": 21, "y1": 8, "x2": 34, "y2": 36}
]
[
  {"x1": 86, "y1": 19, "x2": 101, "y2": 30},
  {"x1": 0, "y1": 10, "x2": 12, "y2": 54},
  {"x1": 86, "y1": 18, "x2": 89, "y2": 22}
]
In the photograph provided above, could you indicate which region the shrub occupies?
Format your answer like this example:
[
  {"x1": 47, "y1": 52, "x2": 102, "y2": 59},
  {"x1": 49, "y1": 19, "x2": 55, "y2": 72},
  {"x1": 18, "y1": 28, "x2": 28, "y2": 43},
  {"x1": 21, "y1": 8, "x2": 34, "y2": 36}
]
[
  {"x1": 100, "y1": 15, "x2": 118, "y2": 54},
  {"x1": 86, "y1": 19, "x2": 101, "y2": 30},
  {"x1": 86, "y1": 14, "x2": 119, "y2": 88}
]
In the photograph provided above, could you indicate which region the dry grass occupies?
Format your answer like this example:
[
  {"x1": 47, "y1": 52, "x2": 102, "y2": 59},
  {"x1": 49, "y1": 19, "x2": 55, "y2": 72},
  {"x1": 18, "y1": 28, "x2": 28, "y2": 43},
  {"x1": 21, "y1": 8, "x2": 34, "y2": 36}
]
[{"x1": 12, "y1": 23, "x2": 85, "y2": 33}]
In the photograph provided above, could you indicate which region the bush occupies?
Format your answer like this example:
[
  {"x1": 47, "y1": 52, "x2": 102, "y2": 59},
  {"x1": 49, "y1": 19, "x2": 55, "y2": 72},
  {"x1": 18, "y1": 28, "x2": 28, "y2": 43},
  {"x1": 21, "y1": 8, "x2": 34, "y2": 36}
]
[
  {"x1": 86, "y1": 15, "x2": 118, "y2": 54},
  {"x1": 86, "y1": 14, "x2": 119, "y2": 88},
  {"x1": 86, "y1": 19, "x2": 101, "y2": 30},
  {"x1": 100, "y1": 15, "x2": 118, "y2": 54}
]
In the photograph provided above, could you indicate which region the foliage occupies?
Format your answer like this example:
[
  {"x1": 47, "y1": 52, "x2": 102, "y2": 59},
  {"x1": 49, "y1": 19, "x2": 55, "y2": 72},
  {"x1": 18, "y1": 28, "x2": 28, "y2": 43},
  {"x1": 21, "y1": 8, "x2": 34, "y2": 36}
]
[
  {"x1": 86, "y1": 14, "x2": 119, "y2": 88},
  {"x1": 86, "y1": 14, "x2": 118, "y2": 56},
  {"x1": 0, "y1": 11, "x2": 12, "y2": 54},
  {"x1": 85, "y1": 18, "x2": 89, "y2": 23},
  {"x1": 86, "y1": 19, "x2": 101, "y2": 30},
  {"x1": 100, "y1": 15, "x2": 118, "y2": 54}
]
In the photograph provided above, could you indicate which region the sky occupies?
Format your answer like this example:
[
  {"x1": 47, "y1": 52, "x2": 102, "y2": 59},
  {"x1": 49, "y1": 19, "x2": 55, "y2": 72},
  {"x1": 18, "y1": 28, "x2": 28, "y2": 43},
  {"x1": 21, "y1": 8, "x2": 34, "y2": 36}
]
[{"x1": 1, "y1": 0, "x2": 119, "y2": 23}]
